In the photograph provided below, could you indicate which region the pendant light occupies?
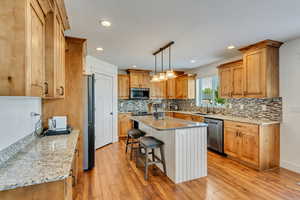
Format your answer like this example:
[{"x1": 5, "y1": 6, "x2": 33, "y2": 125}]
[
  {"x1": 166, "y1": 45, "x2": 176, "y2": 78},
  {"x1": 159, "y1": 50, "x2": 167, "y2": 81},
  {"x1": 151, "y1": 55, "x2": 159, "y2": 82}
]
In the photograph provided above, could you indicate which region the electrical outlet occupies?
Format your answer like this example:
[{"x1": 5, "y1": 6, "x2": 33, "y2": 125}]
[
  {"x1": 229, "y1": 103, "x2": 232, "y2": 109},
  {"x1": 240, "y1": 105, "x2": 244, "y2": 110},
  {"x1": 261, "y1": 105, "x2": 267, "y2": 111}
]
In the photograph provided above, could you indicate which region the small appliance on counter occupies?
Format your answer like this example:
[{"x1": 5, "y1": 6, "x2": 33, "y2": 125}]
[
  {"x1": 44, "y1": 116, "x2": 71, "y2": 136},
  {"x1": 152, "y1": 103, "x2": 165, "y2": 120}
]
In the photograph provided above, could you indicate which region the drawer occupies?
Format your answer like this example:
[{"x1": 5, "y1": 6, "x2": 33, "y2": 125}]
[{"x1": 224, "y1": 120, "x2": 258, "y2": 133}]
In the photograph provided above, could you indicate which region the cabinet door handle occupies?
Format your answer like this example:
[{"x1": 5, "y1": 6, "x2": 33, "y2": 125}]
[
  {"x1": 44, "y1": 82, "x2": 48, "y2": 95},
  {"x1": 60, "y1": 86, "x2": 64, "y2": 96}
]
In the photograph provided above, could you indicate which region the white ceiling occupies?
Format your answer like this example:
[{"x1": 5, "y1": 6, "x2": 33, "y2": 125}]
[{"x1": 65, "y1": 0, "x2": 300, "y2": 70}]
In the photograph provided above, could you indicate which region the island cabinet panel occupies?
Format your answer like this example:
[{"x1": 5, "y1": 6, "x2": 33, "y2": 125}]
[
  {"x1": 118, "y1": 113, "x2": 133, "y2": 138},
  {"x1": 175, "y1": 75, "x2": 196, "y2": 99},
  {"x1": 118, "y1": 74, "x2": 129, "y2": 99},
  {"x1": 150, "y1": 80, "x2": 167, "y2": 99},
  {"x1": 128, "y1": 70, "x2": 150, "y2": 88},
  {"x1": 224, "y1": 120, "x2": 279, "y2": 170},
  {"x1": 45, "y1": 2, "x2": 66, "y2": 98}
]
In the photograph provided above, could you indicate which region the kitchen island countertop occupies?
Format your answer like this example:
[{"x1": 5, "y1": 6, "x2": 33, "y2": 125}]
[{"x1": 131, "y1": 116, "x2": 207, "y2": 131}]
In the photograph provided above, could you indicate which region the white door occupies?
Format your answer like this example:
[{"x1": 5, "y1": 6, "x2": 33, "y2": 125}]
[{"x1": 94, "y1": 73, "x2": 114, "y2": 149}]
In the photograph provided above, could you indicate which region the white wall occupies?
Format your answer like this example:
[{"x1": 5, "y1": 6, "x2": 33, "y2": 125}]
[
  {"x1": 86, "y1": 55, "x2": 119, "y2": 143},
  {"x1": 0, "y1": 97, "x2": 41, "y2": 151},
  {"x1": 280, "y1": 38, "x2": 300, "y2": 173}
]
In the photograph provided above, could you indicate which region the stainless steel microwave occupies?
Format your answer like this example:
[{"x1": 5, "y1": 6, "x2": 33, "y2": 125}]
[{"x1": 130, "y1": 88, "x2": 150, "y2": 100}]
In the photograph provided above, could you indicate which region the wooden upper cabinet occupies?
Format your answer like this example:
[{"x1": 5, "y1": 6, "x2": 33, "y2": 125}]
[
  {"x1": 45, "y1": 3, "x2": 66, "y2": 98},
  {"x1": 28, "y1": 0, "x2": 46, "y2": 97},
  {"x1": 175, "y1": 75, "x2": 196, "y2": 99},
  {"x1": 219, "y1": 66, "x2": 233, "y2": 98},
  {"x1": 128, "y1": 70, "x2": 150, "y2": 88},
  {"x1": 166, "y1": 78, "x2": 176, "y2": 99},
  {"x1": 239, "y1": 40, "x2": 283, "y2": 98},
  {"x1": 118, "y1": 74, "x2": 129, "y2": 99},
  {"x1": 218, "y1": 60, "x2": 243, "y2": 98},
  {"x1": 232, "y1": 63, "x2": 244, "y2": 97},
  {"x1": 0, "y1": 0, "x2": 69, "y2": 97},
  {"x1": 150, "y1": 80, "x2": 167, "y2": 99}
]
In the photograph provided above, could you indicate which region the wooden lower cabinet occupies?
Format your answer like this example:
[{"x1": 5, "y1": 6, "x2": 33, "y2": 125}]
[
  {"x1": 118, "y1": 113, "x2": 133, "y2": 138},
  {"x1": 0, "y1": 138, "x2": 79, "y2": 200},
  {"x1": 172, "y1": 112, "x2": 204, "y2": 122},
  {"x1": 224, "y1": 120, "x2": 279, "y2": 170},
  {"x1": 173, "y1": 112, "x2": 192, "y2": 121}
]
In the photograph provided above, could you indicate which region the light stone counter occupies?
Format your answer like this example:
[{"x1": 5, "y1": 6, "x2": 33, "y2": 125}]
[
  {"x1": 0, "y1": 130, "x2": 79, "y2": 191},
  {"x1": 168, "y1": 111, "x2": 280, "y2": 125}
]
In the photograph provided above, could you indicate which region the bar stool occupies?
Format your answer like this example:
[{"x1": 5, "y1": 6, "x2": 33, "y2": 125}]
[
  {"x1": 137, "y1": 136, "x2": 166, "y2": 180},
  {"x1": 125, "y1": 129, "x2": 145, "y2": 160}
]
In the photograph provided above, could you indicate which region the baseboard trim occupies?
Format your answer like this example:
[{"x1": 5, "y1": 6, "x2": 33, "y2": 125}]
[{"x1": 281, "y1": 160, "x2": 300, "y2": 173}]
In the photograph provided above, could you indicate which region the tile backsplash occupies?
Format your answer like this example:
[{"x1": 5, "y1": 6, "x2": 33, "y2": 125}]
[{"x1": 119, "y1": 97, "x2": 282, "y2": 121}]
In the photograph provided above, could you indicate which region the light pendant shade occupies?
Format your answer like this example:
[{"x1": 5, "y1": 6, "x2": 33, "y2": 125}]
[
  {"x1": 166, "y1": 70, "x2": 177, "y2": 78},
  {"x1": 151, "y1": 74, "x2": 160, "y2": 82},
  {"x1": 159, "y1": 72, "x2": 166, "y2": 80}
]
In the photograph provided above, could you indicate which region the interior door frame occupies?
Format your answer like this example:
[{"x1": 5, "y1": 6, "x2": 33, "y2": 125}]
[{"x1": 94, "y1": 72, "x2": 114, "y2": 148}]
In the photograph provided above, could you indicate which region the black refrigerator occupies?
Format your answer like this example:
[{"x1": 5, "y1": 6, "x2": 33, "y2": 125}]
[{"x1": 84, "y1": 74, "x2": 95, "y2": 170}]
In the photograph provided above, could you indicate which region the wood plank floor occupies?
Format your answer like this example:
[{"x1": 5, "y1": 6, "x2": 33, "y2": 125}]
[{"x1": 75, "y1": 141, "x2": 300, "y2": 200}]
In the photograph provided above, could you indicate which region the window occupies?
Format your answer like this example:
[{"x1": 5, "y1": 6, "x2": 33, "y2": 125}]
[{"x1": 196, "y1": 75, "x2": 224, "y2": 106}]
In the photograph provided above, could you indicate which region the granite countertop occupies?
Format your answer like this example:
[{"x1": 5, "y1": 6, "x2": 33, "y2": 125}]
[
  {"x1": 0, "y1": 130, "x2": 79, "y2": 191},
  {"x1": 168, "y1": 111, "x2": 280, "y2": 126},
  {"x1": 131, "y1": 116, "x2": 207, "y2": 131}
]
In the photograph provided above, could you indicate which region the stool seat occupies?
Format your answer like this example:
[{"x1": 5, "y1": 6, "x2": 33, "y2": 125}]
[
  {"x1": 139, "y1": 136, "x2": 163, "y2": 148},
  {"x1": 128, "y1": 129, "x2": 145, "y2": 139}
]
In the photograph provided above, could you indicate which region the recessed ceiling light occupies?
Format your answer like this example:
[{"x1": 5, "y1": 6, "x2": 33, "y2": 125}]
[
  {"x1": 190, "y1": 60, "x2": 196, "y2": 63},
  {"x1": 100, "y1": 20, "x2": 111, "y2": 27},
  {"x1": 132, "y1": 65, "x2": 137, "y2": 68},
  {"x1": 227, "y1": 45, "x2": 235, "y2": 50},
  {"x1": 96, "y1": 47, "x2": 104, "y2": 51}
]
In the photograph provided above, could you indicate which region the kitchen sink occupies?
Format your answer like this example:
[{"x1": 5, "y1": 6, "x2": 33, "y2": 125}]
[{"x1": 195, "y1": 112, "x2": 208, "y2": 115}]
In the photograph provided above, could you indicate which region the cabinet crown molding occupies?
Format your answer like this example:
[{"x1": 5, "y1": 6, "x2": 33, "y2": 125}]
[{"x1": 239, "y1": 39, "x2": 283, "y2": 53}]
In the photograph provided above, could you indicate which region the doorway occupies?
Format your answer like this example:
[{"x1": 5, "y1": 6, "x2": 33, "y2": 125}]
[{"x1": 94, "y1": 73, "x2": 114, "y2": 149}]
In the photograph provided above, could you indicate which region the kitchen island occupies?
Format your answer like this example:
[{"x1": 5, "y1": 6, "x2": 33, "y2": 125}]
[{"x1": 131, "y1": 116, "x2": 208, "y2": 183}]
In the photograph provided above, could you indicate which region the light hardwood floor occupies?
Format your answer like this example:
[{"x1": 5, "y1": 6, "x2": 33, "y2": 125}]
[{"x1": 74, "y1": 141, "x2": 300, "y2": 200}]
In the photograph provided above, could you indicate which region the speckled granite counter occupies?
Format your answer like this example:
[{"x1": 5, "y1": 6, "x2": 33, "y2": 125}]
[
  {"x1": 131, "y1": 116, "x2": 207, "y2": 131},
  {"x1": 0, "y1": 130, "x2": 79, "y2": 191},
  {"x1": 168, "y1": 111, "x2": 280, "y2": 126}
]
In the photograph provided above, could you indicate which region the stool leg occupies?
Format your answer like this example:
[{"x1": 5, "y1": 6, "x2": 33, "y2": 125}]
[
  {"x1": 144, "y1": 148, "x2": 149, "y2": 180},
  {"x1": 151, "y1": 149, "x2": 155, "y2": 162},
  {"x1": 130, "y1": 139, "x2": 134, "y2": 160},
  {"x1": 160, "y1": 146, "x2": 166, "y2": 174},
  {"x1": 125, "y1": 136, "x2": 129, "y2": 153}
]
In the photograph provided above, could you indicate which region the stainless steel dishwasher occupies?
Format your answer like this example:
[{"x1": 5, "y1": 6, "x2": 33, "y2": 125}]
[{"x1": 204, "y1": 118, "x2": 224, "y2": 154}]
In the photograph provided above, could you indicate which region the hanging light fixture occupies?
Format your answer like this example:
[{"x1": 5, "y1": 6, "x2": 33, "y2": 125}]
[
  {"x1": 158, "y1": 50, "x2": 167, "y2": 81},
  {"x1": 151, "y1": 54, "x2": 159, "y2": 82},
  {"x1": 166, "y1": 45, "x2": 176, "y2": 79}
]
